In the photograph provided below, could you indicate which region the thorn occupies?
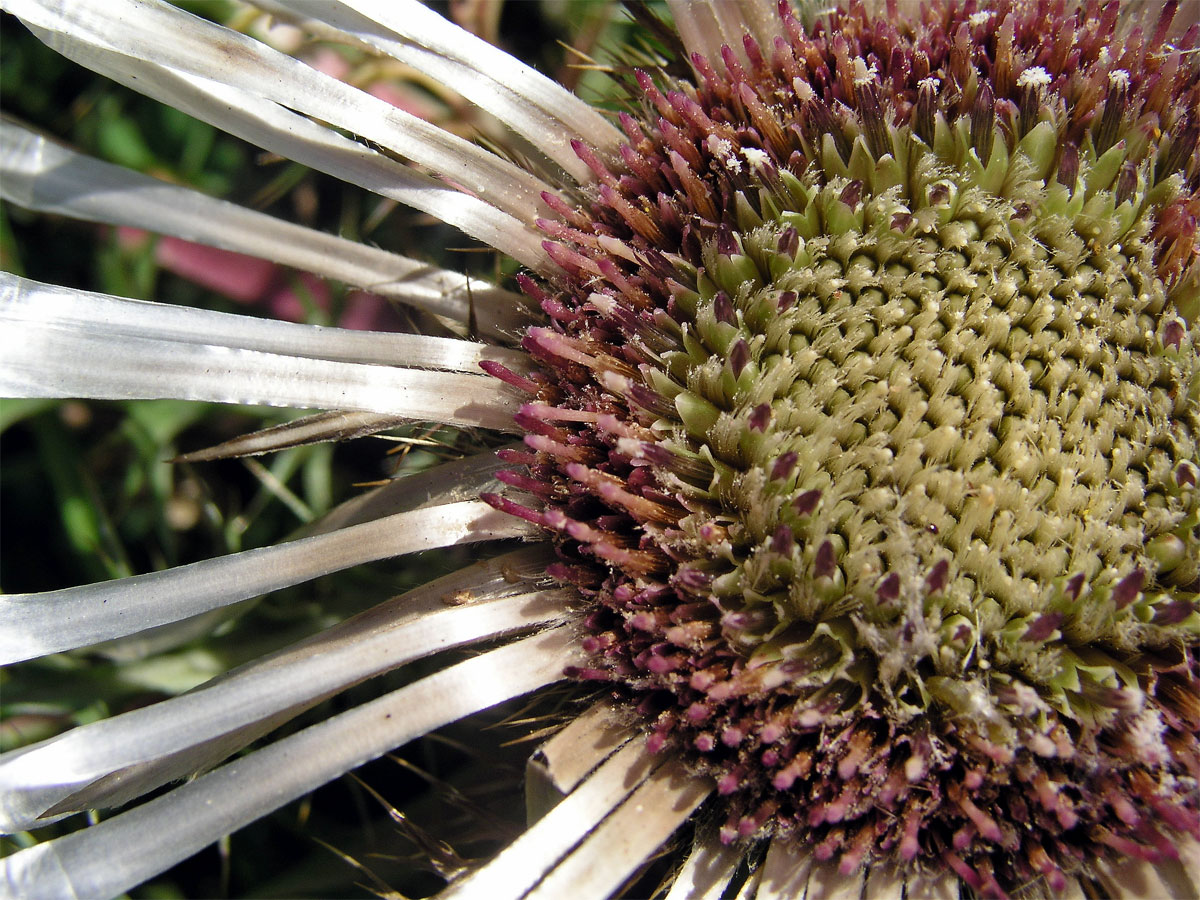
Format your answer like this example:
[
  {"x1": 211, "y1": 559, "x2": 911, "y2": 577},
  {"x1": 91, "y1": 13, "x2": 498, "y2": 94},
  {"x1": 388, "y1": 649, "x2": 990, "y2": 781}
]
[
  {"x1": 1111, "y1": 568, "x2": 1145, "y2": 610},
  {"x1": 749, "y1": 402, "x2": 772, "y2": 431},
  {"x1": 814, "y1": 539, "x2": 837, "y2": 578},
  {"x1": 793, "y1": 488, "x2": 821, "y2": 516},
  {"x1": 876, "y1": 572, "x2": 901, "y2": 602},
  {"x1": 713, "y1": 290, "x2": 737, "y2": 325},
  {"x1": 970, "y1": 81, "x2": 995, "y2": 166},
  {"x1": 729, "y1": 338, "x2": 751, "y2": 378},
  {"x1": 1022, "y1": 612, "x2": 1063, "y2": 642},
  {"x1": 770, "y1": 450, "x2": 798, "y2": 481},
  {"x1": 925, "y1": 558, "x2": 951, "y2": 594}
]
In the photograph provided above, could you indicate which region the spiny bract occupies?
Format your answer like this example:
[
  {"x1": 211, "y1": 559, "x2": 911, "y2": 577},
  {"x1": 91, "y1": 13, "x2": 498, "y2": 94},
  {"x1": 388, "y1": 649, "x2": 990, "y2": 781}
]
[{"x1": 485, "y1": 0, "x2": 1200, "y2": 896}]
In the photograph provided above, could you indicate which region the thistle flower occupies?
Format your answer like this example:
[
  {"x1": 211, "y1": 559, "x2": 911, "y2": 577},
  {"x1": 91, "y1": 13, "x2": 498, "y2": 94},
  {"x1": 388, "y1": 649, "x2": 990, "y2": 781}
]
[{"x1": 1, "y1": 1, "x2": 1198, "y2": 899}]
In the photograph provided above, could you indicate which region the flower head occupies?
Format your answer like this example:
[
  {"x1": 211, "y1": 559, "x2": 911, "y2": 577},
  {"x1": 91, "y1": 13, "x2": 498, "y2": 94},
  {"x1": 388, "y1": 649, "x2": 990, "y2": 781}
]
[
  {"x1": 489, "y1": 0, "x2": 1200, "y2": 892},
  {"x1": 0, "y1": 1, "x2": 1198, "y2": 899}
]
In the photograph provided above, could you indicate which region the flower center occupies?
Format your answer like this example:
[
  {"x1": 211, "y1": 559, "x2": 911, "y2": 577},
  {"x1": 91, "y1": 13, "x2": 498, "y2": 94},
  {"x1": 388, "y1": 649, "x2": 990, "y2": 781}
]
[{"x1": 486, "y1": 0, "x2": 1199, "y2": 892}]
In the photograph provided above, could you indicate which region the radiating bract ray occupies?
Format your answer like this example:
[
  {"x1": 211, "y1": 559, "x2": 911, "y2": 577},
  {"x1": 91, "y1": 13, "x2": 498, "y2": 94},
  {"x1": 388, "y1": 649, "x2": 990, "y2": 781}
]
[
  {"x1": 9, "y1": 18, "x2": 550, "y2": 268},
  {"x1": 169, "y1": 411, "x2": 418, "y2": 463},
  {"x1": 666, "y1": 0, "x2": 782, "y2": 66},
  {"x1": 0, "y1": 627, "x2": 583, "y2": 900},
  {"x1": 0, "y1": 274, "x2": 524, "y2": 430},
  {"x1": 661, "y1": 827, "x2": 745, "y2": 900},
  {"x1": 0, "y1": 270, "x2": 527, "y2": 373},
  {"x1": 522, "y1": 758, "x2": 712, "y2": 900},
  {"x1": 300, "y1": 444, "x2": 519, "y2": 535},
  {"x1": 4, "y1": 0, "x2": 556, "y2": 225},
  {"x1": 445, "y1": 710, "x2": 650, "y2": 900},
  {"x1": 0, "y1": 499, "x2": 535, "y2": 663},
  {"x1": 254, "y1": 0, "x2": 623, "y2": 184},
  {"x1": 0, "y1": 551, "x2": 569, "y2": 832},
  {"x1": 0, "y1": 121, "x2": 532, "y2": 340}
]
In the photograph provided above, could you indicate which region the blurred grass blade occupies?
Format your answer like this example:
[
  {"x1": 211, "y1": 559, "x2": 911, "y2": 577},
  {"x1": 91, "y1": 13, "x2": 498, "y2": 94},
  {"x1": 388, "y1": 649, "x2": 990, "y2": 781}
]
[{"x1": 0, "y1": 398, "x2": 57, "y2": 433}]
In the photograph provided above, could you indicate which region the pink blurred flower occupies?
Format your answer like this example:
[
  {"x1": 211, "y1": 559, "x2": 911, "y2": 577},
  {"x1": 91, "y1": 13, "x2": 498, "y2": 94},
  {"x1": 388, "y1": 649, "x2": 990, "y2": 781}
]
[{"x1": 118, "y1": 227, "x2": 399, "y2": 331}]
